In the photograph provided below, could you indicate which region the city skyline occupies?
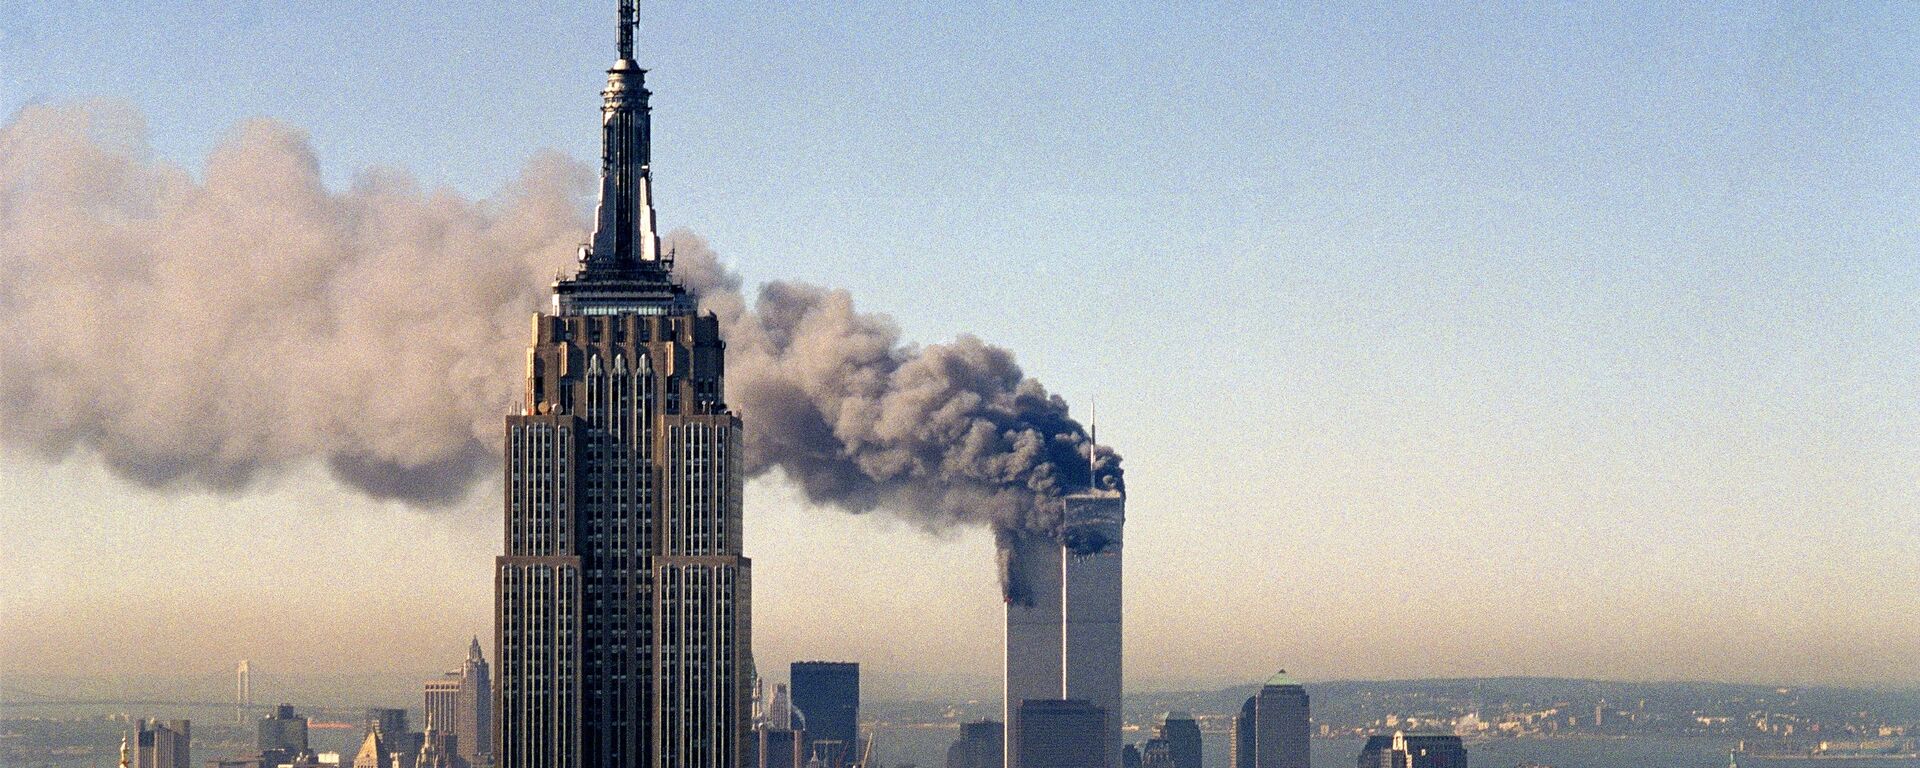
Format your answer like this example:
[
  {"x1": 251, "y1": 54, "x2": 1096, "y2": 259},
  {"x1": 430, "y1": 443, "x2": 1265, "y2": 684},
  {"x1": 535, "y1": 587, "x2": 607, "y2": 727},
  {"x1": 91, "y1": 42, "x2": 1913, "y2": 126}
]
[{"x1": 3, "y1": 0, "x2": 1919, "y2": 696}]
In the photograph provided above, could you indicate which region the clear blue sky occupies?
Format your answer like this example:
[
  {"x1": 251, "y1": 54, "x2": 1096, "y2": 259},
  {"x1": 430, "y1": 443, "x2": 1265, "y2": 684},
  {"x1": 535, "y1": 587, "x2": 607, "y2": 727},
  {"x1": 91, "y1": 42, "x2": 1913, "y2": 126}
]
[{"x1": 4, "y1": 2, "x2": 1919, "y2": 693}]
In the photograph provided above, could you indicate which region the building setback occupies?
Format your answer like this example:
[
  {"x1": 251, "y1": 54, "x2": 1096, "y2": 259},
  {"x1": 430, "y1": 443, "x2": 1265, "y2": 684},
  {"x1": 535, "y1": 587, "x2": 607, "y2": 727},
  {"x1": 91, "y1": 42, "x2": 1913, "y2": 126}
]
[{"x1": 494, "y1": 3, "x2": 750, "y2": 768}]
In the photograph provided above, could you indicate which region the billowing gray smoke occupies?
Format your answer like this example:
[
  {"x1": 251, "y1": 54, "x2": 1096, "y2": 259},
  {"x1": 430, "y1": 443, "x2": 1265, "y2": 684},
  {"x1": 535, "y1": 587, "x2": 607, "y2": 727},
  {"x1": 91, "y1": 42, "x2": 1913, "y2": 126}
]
[{"x1": 0, "y1": 104, "x2": 1120, "y2": 593}]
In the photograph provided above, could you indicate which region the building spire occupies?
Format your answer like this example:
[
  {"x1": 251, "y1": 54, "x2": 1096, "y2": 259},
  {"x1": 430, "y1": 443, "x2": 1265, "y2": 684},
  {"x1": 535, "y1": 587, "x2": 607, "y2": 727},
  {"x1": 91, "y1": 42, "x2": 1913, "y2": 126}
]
[
  {"x1": 618, "y1": 0, "x2": 636, "y2": 61},
  {"x1": 583, "y1": 0, "x2": 665, "y2": 276}
]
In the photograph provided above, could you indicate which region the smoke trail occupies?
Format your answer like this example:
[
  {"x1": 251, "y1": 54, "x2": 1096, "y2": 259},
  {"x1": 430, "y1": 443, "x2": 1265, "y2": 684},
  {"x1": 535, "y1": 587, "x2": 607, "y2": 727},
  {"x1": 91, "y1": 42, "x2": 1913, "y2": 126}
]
[
  {"x1": 0, "y1": 103, "x2": 587, "y2": 505},
  {"x1": 0, "y1": 104, "x2": 1119, "y2": 590}
]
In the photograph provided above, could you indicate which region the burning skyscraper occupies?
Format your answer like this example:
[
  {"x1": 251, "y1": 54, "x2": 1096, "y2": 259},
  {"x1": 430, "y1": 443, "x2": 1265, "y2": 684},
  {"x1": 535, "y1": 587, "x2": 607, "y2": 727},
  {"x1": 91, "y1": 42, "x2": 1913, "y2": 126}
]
[
  {"x1": 1006, "y1": 487, "x2": 1125, "y2": 768},
  {"x1": 495, "y1": 3, "x2": 750, "y2": 768}
]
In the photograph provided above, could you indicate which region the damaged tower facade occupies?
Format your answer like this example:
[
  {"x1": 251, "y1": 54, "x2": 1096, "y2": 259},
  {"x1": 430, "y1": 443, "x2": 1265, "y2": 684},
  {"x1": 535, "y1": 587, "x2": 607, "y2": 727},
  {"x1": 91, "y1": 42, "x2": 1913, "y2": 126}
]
[
  {"x1": 1005, "y1": 487, "x2": 1125, "y2": 768},
  {"x1": 496, "y1": 3, "x2": 751, "y2": 768}
]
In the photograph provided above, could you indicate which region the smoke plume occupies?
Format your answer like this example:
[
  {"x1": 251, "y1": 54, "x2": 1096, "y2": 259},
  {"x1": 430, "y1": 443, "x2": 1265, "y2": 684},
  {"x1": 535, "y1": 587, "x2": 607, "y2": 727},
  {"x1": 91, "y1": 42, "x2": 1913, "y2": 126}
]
[{"x1": 0, "y1": 103, "x2": 1119, "y2": 568}]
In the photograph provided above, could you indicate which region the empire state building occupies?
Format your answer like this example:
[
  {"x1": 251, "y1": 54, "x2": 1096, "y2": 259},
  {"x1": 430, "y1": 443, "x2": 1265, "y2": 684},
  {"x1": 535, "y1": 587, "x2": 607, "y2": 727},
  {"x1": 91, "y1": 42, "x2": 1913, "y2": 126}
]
[{"x1": 495, "y1": 3, "x2": 751, "y2": 767}]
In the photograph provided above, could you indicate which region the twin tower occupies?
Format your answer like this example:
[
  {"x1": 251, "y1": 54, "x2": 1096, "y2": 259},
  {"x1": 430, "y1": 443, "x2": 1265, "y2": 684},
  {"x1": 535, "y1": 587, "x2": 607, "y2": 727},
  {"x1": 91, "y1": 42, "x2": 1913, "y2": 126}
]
[{"x1": 1005, "y1": 490, "x2": 1127, "y2": 768}]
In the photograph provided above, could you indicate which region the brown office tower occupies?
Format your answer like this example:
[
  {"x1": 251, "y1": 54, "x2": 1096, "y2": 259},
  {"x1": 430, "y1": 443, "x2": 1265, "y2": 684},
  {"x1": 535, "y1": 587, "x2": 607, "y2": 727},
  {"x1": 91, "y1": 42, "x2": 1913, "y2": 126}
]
[{"x1": 494, "y1": 2, "x2": 751, "y2": 768}]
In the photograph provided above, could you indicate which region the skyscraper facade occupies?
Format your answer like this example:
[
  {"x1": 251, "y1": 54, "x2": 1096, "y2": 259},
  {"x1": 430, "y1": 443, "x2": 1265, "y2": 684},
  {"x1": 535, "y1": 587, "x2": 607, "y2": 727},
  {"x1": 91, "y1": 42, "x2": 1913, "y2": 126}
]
[
  {"x1": 1012, "y1": 700, "x2": 1106, "y2": 768},
  {"x1": 135, "y1": 720, "x2": 190, "y2": 768},
  {"x1": 754, "y1": 729, "x2": 803, "y2": 768},
  {"x1": 355, "y1": 708, "x2": 419, "y2": 768},
  {"x1": 1061, "y1": 490, "x2": 1125, "y2": 768},
  {"x1": 1357, "y1": 733, "x2": 1466, "y2": 768},
  {"x1": 1139, "y1": 740, "x2": 1174, "y2": 768},
  {"x1": 427, "y1": 639, "x2": 493, "y2": 768},
  {"x1": 789, "y1": 662, "x2": 859, "y2": 767},
  {"x1": 353, "y1": 730, "x2": 389, "y2": 768},
  {"x1": 364, "y1": 709, "x2": 409, "y2": 745},
  {"x1": 457, "y1": 638, "x2": 493, "y2": 768},
  {"x1": 494, "y1": 4, "x2": 750, "y2": 768},
  {"x1": 1004, "y1": 489, "x2": 1125, "y2": 768},
  {"x1": 1154, "y1": 712, "x2": 1202, "y2": 768},
  {"x1": 1231, "y1": 697, "x2": 1256, "y2": 768},
  {"x1": 1004, "y1": 531, "x2": 1064, "y2": 767},
  {"x1": 258, "y1": 705, "x2": 309, "y2": 757},
  {"x1": 946, "y1": 721, "x2": 1004, "y2": 768},
  {"x1": 427, "y1": 678, "x2": 461, "y2": 749},
  {"x1": 1254, "y1": 673, "x2": 1310, "y2": 768}
]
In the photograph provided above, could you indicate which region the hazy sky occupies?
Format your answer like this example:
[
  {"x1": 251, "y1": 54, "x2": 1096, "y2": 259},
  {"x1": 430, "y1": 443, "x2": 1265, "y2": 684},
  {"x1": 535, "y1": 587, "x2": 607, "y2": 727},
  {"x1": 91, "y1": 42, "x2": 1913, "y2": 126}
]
[{"x1": 3, "y1": 1, "x2": 1919, "y2": 699}]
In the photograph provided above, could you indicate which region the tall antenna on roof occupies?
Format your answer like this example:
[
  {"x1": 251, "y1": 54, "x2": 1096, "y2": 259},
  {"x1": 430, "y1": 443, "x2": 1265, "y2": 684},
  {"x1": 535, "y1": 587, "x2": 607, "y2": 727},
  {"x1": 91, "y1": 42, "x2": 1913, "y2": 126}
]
[
  {"x1": 618, "y1": 0, "x2": 637, "y2": 61},
  {"x1": 1089, "y1": 396, "x2": 1098, "y2": 489}
]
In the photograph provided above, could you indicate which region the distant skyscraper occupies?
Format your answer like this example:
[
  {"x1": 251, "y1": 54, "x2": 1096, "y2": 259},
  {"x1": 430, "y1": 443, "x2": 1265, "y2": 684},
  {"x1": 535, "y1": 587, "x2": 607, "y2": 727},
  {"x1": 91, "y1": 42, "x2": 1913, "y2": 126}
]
[
  {"x1": 1357, "y1": 733, "x2": 1466, "y2": 768},
  {"x1": 426, "y1": 679, "x2": 461, "y2": 750},
  {"x1": 765, "y1": 683, "x2": 795, "y2": 731},
  {"x1": 494, "y1": 2, "x2": 751, "y2": 768},
  {"x1": 358, "y1": 709, "x2": 421, "y2": 768},
  {"x1": 1013, "y1": 700, "x2": 1106, "y2": 768},
  {"x1": 417, "y1": 713, "x2": 464, "y2": 768},
  {"x1": 426, "y1": 639, "x2": 492, "y2": 768},
  {"x1": 1005, "y1": 488, "x2": 1125, "y2": 768},
  {"x1": 236, "y1": 661, "x2": 251, "y2": 724},
  {"x1": 1061, "y1": 491, "x2": 1124, "y2": 768},
  {"x1": 1140, "y1": 739, "x2": 1174, "y2": 768},
  {"x1": 1120, "y1": 744, "x2": 1141, "y2": 768},
  {"x1": 755, "y1": 728, "x2": 803, "y2": 768},
  {"x1": 789, "y1": 662, "x2": 859, "y2": 767},
  {"x1": 352, "y1": 730, "x2": 389, "y2": 768},
  {"x1": 1231, "y1": 697, "x2": 1256, "y2": 768},
  {"x1": 1155, "y1": 712, "x2": 1201, "y2": 768},
  {"x1": 135, "y1": 719, "x2": 190, "y2": 768},
  {"x1": 1254, "y1": 672, "x2": 1310, "y2": 768},
  {"x1": 457, "y1": 638, "x2": 492, "y2": 768},
  {"x1": 1004, "y1": 531, "x2": 1064, "y2": 768},
  {"x1": 366, "y1": 709, "x2": 409, "y2": 743},
  {"x1": 753, "y1": 682, "x2": 805, "y2": 768},
  {"x1": 258, "y1": 705, "x2": 309, "y2": 757},
  {"x1": 946, "y1": 720, "x2": 1004, "y2": 768}
]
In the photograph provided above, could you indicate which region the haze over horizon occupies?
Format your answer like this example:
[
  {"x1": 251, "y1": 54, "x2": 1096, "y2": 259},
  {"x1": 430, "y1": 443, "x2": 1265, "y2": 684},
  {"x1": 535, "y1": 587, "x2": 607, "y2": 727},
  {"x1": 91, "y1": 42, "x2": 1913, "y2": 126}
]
[{"x1": 3, "y1": 1, "x2": 1918, "y2": 696}]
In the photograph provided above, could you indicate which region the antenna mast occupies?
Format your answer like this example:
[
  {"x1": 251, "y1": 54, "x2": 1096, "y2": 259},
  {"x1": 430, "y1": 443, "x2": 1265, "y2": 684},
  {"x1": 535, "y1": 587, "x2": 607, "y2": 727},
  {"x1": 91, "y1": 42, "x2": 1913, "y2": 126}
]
[
  {"x1": 618, "y1": 0, "x2": 637, "y2": 60},
  {"x1": 1089, "y1": 396, "x2": 1099, "y2": 489}
]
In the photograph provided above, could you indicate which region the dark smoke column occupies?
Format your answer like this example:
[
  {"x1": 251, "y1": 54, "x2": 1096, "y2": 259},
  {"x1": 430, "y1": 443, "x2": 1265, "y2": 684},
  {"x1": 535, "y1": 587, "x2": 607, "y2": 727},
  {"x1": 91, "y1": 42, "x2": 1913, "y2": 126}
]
[{"x1": 496, "y1": 4, "x2": 751, "y2": 768}]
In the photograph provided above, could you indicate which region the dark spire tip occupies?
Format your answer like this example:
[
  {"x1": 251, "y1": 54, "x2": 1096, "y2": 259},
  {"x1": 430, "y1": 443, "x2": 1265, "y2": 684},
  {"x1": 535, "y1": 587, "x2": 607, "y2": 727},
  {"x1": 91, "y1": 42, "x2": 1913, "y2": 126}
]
[{"x1": 618, "y1": 0, "x2": 637, "y2": 61}]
